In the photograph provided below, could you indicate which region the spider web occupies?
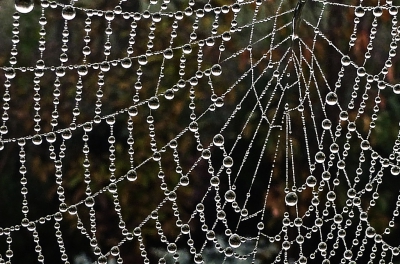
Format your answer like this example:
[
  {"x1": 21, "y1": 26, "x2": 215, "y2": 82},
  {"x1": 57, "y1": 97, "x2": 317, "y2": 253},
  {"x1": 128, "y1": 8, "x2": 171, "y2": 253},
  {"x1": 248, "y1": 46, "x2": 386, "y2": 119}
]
[{"x1": 1, "y1": 0, "x2": 400, "y2": 263}]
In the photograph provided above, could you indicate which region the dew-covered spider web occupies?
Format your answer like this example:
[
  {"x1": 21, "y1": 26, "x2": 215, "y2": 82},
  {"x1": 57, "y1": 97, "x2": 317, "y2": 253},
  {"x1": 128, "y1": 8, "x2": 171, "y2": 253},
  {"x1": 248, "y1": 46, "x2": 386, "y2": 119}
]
[{"x1": 1, "y1": 0, "x2": 400, "y2": 263}]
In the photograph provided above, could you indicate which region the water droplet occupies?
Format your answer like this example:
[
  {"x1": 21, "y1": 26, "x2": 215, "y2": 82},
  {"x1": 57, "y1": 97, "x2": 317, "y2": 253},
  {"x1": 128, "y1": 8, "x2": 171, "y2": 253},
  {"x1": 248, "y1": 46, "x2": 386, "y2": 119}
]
[
  {"x1": 62, "y1": 5, "x2": 76, "y2": 20},
  {"x1": 337, "y1": 160, "x2": 346, "y2": 169},
  {"x1": 181, "y1": 224, "x2": 190, "y2": 234},
  {"x1": 315, "y1": 151, "x2": 325, "y2": 163},
  {"x1": 128, "y1": 106, "x2": 138, "y2": 116},
  {"x1": 180, "y1": 176, "x2": 189, "y2": 186},
  {"x1": 168, "y1": 191, "x2": 177, "y2": 201},
  {"x1": 182, "y1": 44, "x2": 192, "y2": 54},
  {"x1": 206, "y1": 230, "x2": 215, "y2": 240},
  {"x1": 138, "y1": 55, "x2": 148, "y2": 65},
  {"x1": 210, "y1": 176, "x2": 220, "y2": 187},
  {"x1": 4, "y1": 68, "x2": 16, "y2": 79},
  {"x1": 285, "y1": 192, "x2": 298, "y2": 206},
  {"x1": 325, "y1": 91, "x2": 338, "y2": 105},
  {"x1": 46, "y1": 132, "x2": 56, "y2": 143},
  {"x1": 225, "y1": 190, "x2": 236, "y2": 202},
  {"x1": 327, "y1": 191, "x2": 336, "y2": 201},
  {"x1": 164, "y1": 89, "x2": 174, "y2": 100},
  {"x1": 373, "y1": 6, "x2": 383, "y2": 17},
  {"x1": 389, "y1": 6, "x2": 398, "y2": 16},
  {"x1": 85, "y1": 196, "x2": 95, "y2": 207},
  {"x1": 15, "y1": 0, "x2": 34, "y2": 13},
  {"x1": 167, "y1": 243, "x2": 177, "y2": 253},
  {"x1": 298, "y1": 256, "x2": 307, "y2": 264},
  {"x1": 322, "y1": 171, "x2": 331, "y2": 181},
  {"x1": 354, "y1": 6, "x2": 365, "y2": 17},
  {"x1": 5, "y1": 249, "x2": 13, "y2": 258},
  {"x1": 32, "y1": 134, "x2": 42, "y2": 145},
  {"x1": 366, "y1": 226, "x2": 376, "y2": 238},
  {"x1": 189, "y1": 121, "x2": 198, "y2": 132},
  {"x1": 223, "y1": 156, "x2": 233, "y2": 168},
  {"x1": 213, "y1": 134, "x2": 224, "y2": 147},
  {"x1": 163, "y1": 48, "x2": 173, "y2": 59},
  {"x1": 347, "y1": 188, "x2": 356, "y2": 198},
  {"x1": 229, "y1": 234, "x2": 241, "y2": 248},
  {"x1": 391, "y1": 165, "x2": 400, "y2": 176},
  {"x1": 306, "y1": 175, "x2": 317, "y2": 187},
  {"x1": 357, "y1": 67, "x2": 366, "y2": 77},
  {"x1": 194, "y1": 254, "x2": 203, "y2": 263},
  {"x1": 341, "y1": 55, "x2": 351, "y2": 66},
  {"x1": 360, "y1": 140, "x2": 370, "y2": 150},
  {"x1": 126, "y1": 170, "x2": 137, "y2": 181},
  {"x1": 98, "y1": 256, "x2": 107, "y2": 264},
  {"x1": 110, "y1": 246, "x2": 119, "y2": 256},
  {"x1": 322, "y1": 119, "x2": 332, "y2": 130},
  {"x1": 201, "y1": 149, "x2": 211, "y2": 159},
  {"x1": 148, "y1": 97, "x2": 160, "y2": 110},
  {"x1": 121, "y1": 58, "x2": 132, "y2": 68},
  {"x1": 68, "y1": 205, "x2": 77, "y2": 215},
  {"x1": 339, "y1": 111, "x2": 349, "y2": 121},
  {"x1": 62, "y1": 129, "x2": 72, "y2": 139},
  {"x1": 211, "y1": 64, "x2": 222, "y2": 76},
  {"x1": 282, "y1": 241, "x2": 290, "y2": 250},
  {"x1": 318, "y1": 242, "x2": 327, "y2": 251}
]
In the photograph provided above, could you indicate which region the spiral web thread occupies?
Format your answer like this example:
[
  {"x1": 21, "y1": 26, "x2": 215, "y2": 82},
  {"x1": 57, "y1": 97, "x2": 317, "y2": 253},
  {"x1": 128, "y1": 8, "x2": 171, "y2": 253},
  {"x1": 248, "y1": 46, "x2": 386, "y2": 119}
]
[{"x1": 2, "y1": 0, "x2": 400, "y2": 263}]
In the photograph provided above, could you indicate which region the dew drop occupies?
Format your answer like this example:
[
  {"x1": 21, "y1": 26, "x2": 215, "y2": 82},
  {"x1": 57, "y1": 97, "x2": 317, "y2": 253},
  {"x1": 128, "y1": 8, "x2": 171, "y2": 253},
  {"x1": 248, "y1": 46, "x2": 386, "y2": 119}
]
[
  {"x1": 110, "y1": 246, "x2": 119, "y2": 256},
  {"x1": 194, "y1": 254, "x2": 203, "y2": 263},
  {"x1": 373, "y1": 6, "x2": 383, "y2": 17},
  {"x1": 223, "y1": 156, "x2": 233, "y2": 168},
  {"x1": 341, "y1": 55, "x2": 351, "y2": 66},
  {"x1": 181, "y1": 224, "x2": 190, "y2": 234},
  {"x1": 46, "y1": 132, "x2": 56, "y2": 143},
  {"x1": 4, "y1": 68, "x2": 16, "y2": 79},
  {"x1": 32, "y1": 134, "x2": 42, "y2": 145},
  {"x1": 138, "y1": 55, "x2": 148, "y2": 65},
  {"x1": 325, "y1": 92, "x2": 338, "y2": 105},
  {"x1": 167, "y1": 243, "x2": 177, "y2": 253},
  {"x1": 360, "y1": 140, "x2": 370, "y2": 150},
  {"x1": 77, "y1": 65, "x2": 88, "y2": 76},
  {"x1": 322, "y1": 119, "x2": 332, "y2": 130},
  {"x1": 225, "y1": 190, "x2": 236, "y2": 202},
  {"x1": 182, "y1": 44, "x2": 192, "y2": 54},
  {"x1": 326, "y1": 191, "x2": 336, "y2": 201},
  {"x1": 163, "y1": 48, "x2": 173, "y2": 59},
  {"x1": 213, "y1": 134, "x2": 224, "y2": 147},
  {"x1": 148, "y1": 97, "x2": 160, "y2": 110},
  {"x1": 85, "y1": 196, "x2": 95, "y2": 207},
  {"x1": 318, "y1": 242, "x2": 327, "y2": 251},
  {"x1": 354, "y1": 6, "x2": 365, "y2": 17},
  {"x1": 164, "y1": 89, "x2": 174, "y2": 100},
  {"x1": 210, "y1": 176, "x2": 220, "y2": 187},
  {"x1": 347, "y1": 188, "x2": 356, "y2": 198},
  {"x1": 189, "y1": 121, "x2": 198, "y2": 132},
  {"x1": 357, "y1": 67, "x2": 366, "y2": 77},
  {"x1": 285, "y1": 192, "x2": 298, "y2": 206},
  {"x1": 180, "y1": 176, "x2": 189, "y2": 186},
  {"x1": 98, "y1": 256, "x2": 107, "y2": 264},
  {"x1": 121, "y1": 58, "x2": 132, "y2": 68},
  {"x1": 201, "y1": 149, "x2": 211, "y2": 159},
  {"x1": 315, "y1": 151, "x2": 326, "y2": 163},
  {"x1": 62, "y1": 5, "x2": 76, "y2": 20},
  {"x1": 391, "y1": 165, "x2": 400, "y2": 176},
  {"x1": 365, "y1": 226, "x2": 376, "y2": 238},
  {"x1": 228, "y1": 234, "x2": 241, "y2": 248},
  {"x1": 15, "y1": 0, "x2": 34, "y2": 13},
  {"x1": 306, "y1": 175, "x2": 317, "y2": 187},
  {"x1": 211, "y1": 64, "x2": 222, "y2": 76}
]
